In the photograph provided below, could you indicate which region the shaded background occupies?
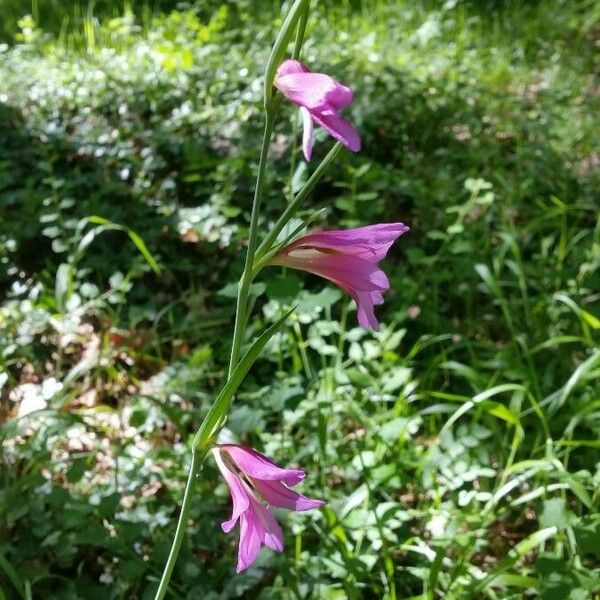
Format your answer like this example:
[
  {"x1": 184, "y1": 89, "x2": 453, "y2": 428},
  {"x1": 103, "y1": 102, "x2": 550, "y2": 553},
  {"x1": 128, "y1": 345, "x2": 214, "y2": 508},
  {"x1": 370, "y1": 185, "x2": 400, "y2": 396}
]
[{"x1": 1, "y1": 1, "x2": 599, "y2": 599}]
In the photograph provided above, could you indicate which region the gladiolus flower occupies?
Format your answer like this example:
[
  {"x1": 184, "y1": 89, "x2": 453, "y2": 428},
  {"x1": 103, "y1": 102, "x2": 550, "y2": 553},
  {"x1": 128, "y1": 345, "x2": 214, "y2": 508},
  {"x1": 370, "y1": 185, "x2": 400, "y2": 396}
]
[
  {"x1": 270, "y1": 223, "x2": 409, "y2": 330},
  {"x1": 213, "y1": 444, "x2": 324, "y2": 573},
  {"x1": 274, "y1": 59, "x2": 361, "y2": 161}
]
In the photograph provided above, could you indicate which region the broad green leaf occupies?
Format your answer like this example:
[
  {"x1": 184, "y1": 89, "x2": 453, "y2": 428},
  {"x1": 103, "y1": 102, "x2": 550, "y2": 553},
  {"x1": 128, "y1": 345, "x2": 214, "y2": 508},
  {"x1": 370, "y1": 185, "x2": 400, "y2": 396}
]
[{"x1": 539, "y1": 498, "x2": 572, "y2": 529}]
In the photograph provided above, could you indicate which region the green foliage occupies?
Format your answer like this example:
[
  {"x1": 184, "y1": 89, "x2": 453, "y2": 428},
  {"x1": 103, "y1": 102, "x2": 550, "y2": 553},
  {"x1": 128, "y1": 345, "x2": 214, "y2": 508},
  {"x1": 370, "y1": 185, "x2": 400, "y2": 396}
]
[{"x1": 1, "y1": 0, "x2": 599, "y2": 599}]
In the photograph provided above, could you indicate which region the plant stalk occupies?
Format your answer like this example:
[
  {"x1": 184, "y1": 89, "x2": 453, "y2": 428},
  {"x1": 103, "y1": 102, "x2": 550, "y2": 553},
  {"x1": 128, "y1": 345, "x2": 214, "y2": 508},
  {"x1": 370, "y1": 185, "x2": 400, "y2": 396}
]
[
  {"x1": 153, "y1": 101, "x2": 276, "y2": 600},
  {"x1": 228, "y1": 112, "x2": 275, "y2": 376},
  {"x1": 153, "y1": 449, "x2": 204, "y2": 600}
]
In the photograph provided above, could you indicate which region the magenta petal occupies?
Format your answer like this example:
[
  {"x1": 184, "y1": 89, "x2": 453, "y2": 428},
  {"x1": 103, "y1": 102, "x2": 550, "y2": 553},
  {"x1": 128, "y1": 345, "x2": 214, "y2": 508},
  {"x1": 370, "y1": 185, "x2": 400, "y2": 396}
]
[
  {"x1": 270, "y1": 222, "x2": 409, "y2": 330},
  {"x1": 273, "y1": 250, "x2": 390, "y2": 331},
  {"x1": 219, "y1": 445, "x2": 306, "y2": 486},
  {"x1": 275, "y1": 72, "x2": 353, "y2": 112},
  {"x1": 235, "y1": 498, "x2": 284, "y2": 572},
  {"x1": 214, "y1": 452, "x2": 251, "y2": 532},
  {"x1": 215, "y1": 444, "x2": 324, "y2": 573},
  {"x1": 276, "y1": 250, "x2": 390, "y2": 293},
  {"x1": 291, "y1": 223, "x2": 410, "y2": 262},
  {"x1": 300, "y1": 106, "x2": 314, "y2": 161},
  {"x1": 236, "y1": 510, "x2": 264, "y2": 573},
  {"x1": 251, "y1": 478, "x2": 325, "y2": 511},
  {"x1": 276, "y1": 58, "x2": 307, "y2": 77},
  {"x1": 275, "y1": 59, "x2": 360, "y2": 157},
  {"x1": 250, "y1": 498, "x2": 284, "y2": 552},
  {"x1": 311, "y1": 109, "x2": 361, "y2": 153},
  {"x1": 354, "y1": 290, "x2": 385, "y2": 331}
]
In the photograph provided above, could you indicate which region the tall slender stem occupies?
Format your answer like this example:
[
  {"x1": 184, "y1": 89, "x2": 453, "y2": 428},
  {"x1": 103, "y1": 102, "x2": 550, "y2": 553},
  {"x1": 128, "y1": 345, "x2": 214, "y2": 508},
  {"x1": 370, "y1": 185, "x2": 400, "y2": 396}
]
[
  {"x1": 292, "y1": 1, "x2": 310, "y2": 59},
  {"x1": 154, "y1": 450, "x2": 204, "y2": 600},
  {"x1": 153, "y1": 109, "x2": 276, "y2": 600},
  {"x1": 228, "y1": 113, "x2": 275, "y2": 376}
]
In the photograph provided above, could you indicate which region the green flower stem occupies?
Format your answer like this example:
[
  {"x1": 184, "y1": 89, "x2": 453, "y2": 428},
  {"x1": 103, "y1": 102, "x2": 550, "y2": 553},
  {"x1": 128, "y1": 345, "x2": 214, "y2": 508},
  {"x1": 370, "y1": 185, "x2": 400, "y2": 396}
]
[
  {"x1": 152, "y1": 116, "x2": 276, "y2": 600},
  {"x1": 228, "y1": 112, "x2": 275, "y2": 376},
  {"x1": 153, "y1": 449, "x2": 204, "y2": 600},
  {"x1": 292, "y1": 1, "x2": 310, "y2": 59},
  {"x1": 254, "y1": 141, "x2": 342, "y2": 263},
  {"x1": 286, "y1": 0, "x2": 310, "y2": 204},
  {"x1": 152, "y1": 296, "x2": 294, "y2": 600},
  {"x1": 263, "y1": 0, "x2": 310, "y2": 108}
]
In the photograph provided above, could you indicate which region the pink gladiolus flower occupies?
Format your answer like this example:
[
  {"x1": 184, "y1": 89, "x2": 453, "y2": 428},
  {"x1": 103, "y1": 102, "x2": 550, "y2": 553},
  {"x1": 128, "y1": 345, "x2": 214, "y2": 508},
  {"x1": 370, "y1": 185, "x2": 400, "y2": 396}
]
[
  {"x1": 213, "y1": 444, "x2": 324, "y2": 573},
  {"x1": 274, "y1": 59, "x2": 361, "y2": 161},
  {"x1": 270, "y1": 223, "x2": 410, "y2": 330}
]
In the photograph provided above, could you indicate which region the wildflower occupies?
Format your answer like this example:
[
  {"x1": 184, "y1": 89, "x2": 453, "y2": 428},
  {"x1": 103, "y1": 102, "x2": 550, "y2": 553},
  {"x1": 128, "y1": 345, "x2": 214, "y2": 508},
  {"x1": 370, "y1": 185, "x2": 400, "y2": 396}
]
[
  {"x1": 213, "y1": 444, "x2": 324, "y2": 572},
  {"x1": 270, "y1": 223, "x2": 410, "y2": 330},
  {"x1": 274, "y1": 59, "x2": 361, "y2": 160}
]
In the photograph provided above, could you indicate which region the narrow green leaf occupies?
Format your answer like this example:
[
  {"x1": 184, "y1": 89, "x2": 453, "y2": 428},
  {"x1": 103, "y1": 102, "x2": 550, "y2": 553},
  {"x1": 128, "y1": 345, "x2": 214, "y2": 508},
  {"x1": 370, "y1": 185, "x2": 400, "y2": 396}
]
[
  {"x1": 194, "y1": 308, "x2": 295, "y2": 449},
  {"x1": 581, "y1": 309, "x2": 600, "y2": 329},
  {"x1": 467, "y1": 527, "x2": 558, "y2": 596},
  {"x1": 440, "y1": 384, "x2": 522, "y2": 433},
  {"x1": 557, "y1": 472, "x2": 593, "y2": 509},
  {"x1": 488, "y1": 574, "x2": 538, "y2": 589},
  {"x1": 84, "y1": 216, "x2": 161, "y2": 274},
  {"x1": 511, "y1": 526, "x2": 558, "y2": 557},
  {"x1": 556, "y1": 439, "x2": 600, "y2": 448},
  {"x1": 253, "y1": 208, "x2": 326, "y2": 275},
  {"x1": 292, "y1": 0, "x2": 310, "y2": 59},
  {"x1": 486, "y1": 402, "x2": 519, "y2": 424},
  {"x1": 551, "y1": 349, "x2": 600, "y2": 414},
  {"x1": 554, "y1": 292, "x2": 600, "y2": 329},
  {"x1": 76, "y1": 224, "x2": 112, "y2": 256},
  {"x1": 340, "y1": 484, "x2": 368, "y2": 518},
  {"x1": 0, "y1": 554, "x2": 26, "y2": 600},
  {"x1": 256, "y1": 142, "x2": 342, "y2": 259},
  {"x1": 127, "y1": 229, "x2": 161, "y2": 274}
]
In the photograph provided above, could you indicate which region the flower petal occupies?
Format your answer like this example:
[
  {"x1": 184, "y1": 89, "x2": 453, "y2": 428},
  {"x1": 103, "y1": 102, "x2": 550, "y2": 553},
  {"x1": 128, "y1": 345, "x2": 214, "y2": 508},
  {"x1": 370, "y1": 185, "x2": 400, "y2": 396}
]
[
  {"x1": 250, "y1": 497, "x2": 284, "y2": 552},
  {"x1": 354, "y1": 290, "x2": 385, "y2": 331},
  {"x1": 311, "y1": 109, "x2": 361, "y2": 153},
  {"x1": 289, "y1": 223, "x2": 410, "y2": 262},
  {"x1": 276, "y1": 58, "x2": 307, "y2": 77},
  {"x1": 270, "y1": 222, "x2": 411, "y2": 329},
  {"x1": 275, "y1": 71, "x2": 353, "y2": 112},
  {"x1": 251, "y1": 477, "x2": 325, "y2": 511},
  {"x1": 274, "y1": 249, "x2": 390, "y2": 293},
  {"x1": 300, "y1": 106, "x2": 314, "y2": 161},
  {"x1": 219, "y1": 445, "x2": 306, "y2": 486},
  {"x1": 214, "y1": 450, "x2": 251, "y2": 532},
  {"x1": 236, "y1": 509, "x2": 264, "y2": 573}
]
